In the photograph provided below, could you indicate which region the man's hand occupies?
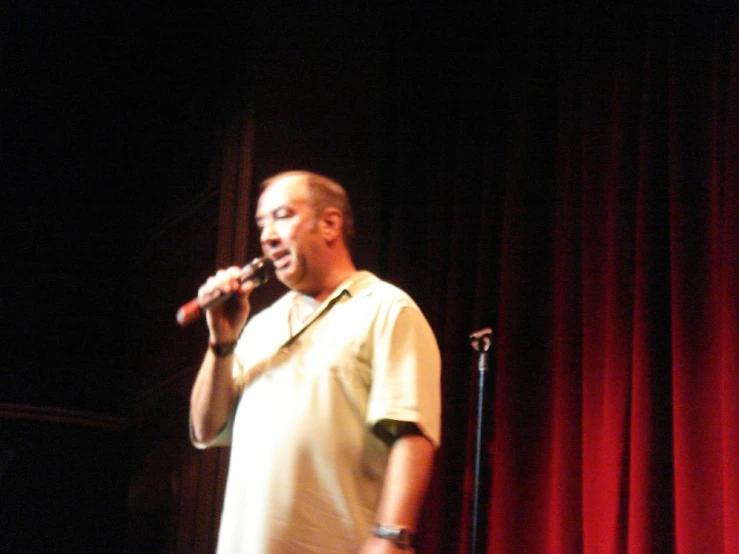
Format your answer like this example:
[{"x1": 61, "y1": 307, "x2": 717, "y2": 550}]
[{"x1": 198, "y1": 266, "x2": 254, "y2": 343}]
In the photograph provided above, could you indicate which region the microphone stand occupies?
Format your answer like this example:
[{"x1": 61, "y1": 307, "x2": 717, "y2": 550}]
[{"x1": 468, "y1": 327, "x2": 494, "y2": 554}]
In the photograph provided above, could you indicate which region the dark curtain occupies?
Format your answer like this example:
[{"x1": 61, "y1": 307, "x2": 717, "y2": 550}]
[{"x1": 369, "y1": 2, "x2": 739, "y2": 553}]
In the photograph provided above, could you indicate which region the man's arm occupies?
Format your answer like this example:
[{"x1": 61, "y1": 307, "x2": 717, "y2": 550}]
[
  {"x1": 360, "y1": 433, "x2": 437, "y2": 553},
  {"x1": 189, "y1": 266, "x2": 254, "y2": 446},
  {"x1": 190, "y1": 347, "x2": 239, "y2": 445}
]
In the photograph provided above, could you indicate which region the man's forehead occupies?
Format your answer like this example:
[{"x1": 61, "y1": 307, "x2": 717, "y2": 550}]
[{"x1": 256, "y1": 175, "x2": 310, "y2": 214}]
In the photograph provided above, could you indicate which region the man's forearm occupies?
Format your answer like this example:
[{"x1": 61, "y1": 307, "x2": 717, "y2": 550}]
[
  {"x1": 190, "y1": 348, "x2": 238, "y2": 445},
  {"x1": 359, "y1": 434, "x2": 436, "y2": 553},
  {"x1": 374, "y1": 433, "x2": 436, "y2": 529}
]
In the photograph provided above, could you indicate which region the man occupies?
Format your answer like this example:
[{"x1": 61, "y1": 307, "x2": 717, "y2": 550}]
[{"x1": 190, "y1": 171, "x2": 441, "y2": 553}]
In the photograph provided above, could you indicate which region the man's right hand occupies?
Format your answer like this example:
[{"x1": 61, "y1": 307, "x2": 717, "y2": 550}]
[{"x1": 198, "y1": 266, "x2": 254, "y2": 344}]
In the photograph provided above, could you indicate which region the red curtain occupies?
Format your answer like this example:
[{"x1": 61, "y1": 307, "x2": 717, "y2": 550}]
[
  {"x1": 480, "y1": 8, "x2": 738, "y2": 554},
  {"x1": 375, "y1": 4, "x2": 739, "y2": 553}
]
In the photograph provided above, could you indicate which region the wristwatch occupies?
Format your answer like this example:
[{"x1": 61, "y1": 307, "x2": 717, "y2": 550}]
[
  {"x1": 210, "y1": 340, "x2": 237, "y2": 357},
  {"x1": 372, "y1": 524, "x2": 416, "y2": 549}
]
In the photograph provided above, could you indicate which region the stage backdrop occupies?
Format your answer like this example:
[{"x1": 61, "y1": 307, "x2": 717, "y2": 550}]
[
  {"x1": 119, "y1": 2, "x2": 738, "y2": 553},
  {"x1": 388, "y1": 3, "x2": 739, "y2": 552}
]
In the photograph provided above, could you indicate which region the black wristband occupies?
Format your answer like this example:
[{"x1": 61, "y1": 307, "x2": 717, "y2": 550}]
[{"x1": 210, "y1": 341, "x2": 237, "y2": 357}]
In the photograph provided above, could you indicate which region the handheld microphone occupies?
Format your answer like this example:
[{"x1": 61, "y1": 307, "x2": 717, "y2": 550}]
[{"x1": 176, "y1": 257, "x2": 275, "y2": 328}]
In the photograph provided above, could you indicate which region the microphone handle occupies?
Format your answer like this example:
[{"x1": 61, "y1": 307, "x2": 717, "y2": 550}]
[{"x1": 176, "y1": 257, "x2": 274, "y2": 328}]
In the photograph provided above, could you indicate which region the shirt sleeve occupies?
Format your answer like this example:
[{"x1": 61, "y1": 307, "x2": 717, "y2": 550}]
[
  {"x1": 366, "y1": 301, "x2": 442, "y2": 447},
  {"x1": 190, "y1": 412, "x2": 234, "y2": 449}
]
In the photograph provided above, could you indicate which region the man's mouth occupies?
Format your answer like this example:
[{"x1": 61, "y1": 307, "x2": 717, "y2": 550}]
[{"x1": 271, "y1": 250, "x2": 291, "y2": 270}]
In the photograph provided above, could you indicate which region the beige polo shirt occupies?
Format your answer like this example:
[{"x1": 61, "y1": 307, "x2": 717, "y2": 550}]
[{"x1": 195, "y1": 271, "x2": 441, "y2": 554}]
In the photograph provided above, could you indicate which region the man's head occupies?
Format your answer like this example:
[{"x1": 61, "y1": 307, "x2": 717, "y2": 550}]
[
  {"x1": 256, "y1": 171, "x2": 355, "y2": 298},
  {"x1": 260, "y1": 171, "x2": 354, "y2": 246}
]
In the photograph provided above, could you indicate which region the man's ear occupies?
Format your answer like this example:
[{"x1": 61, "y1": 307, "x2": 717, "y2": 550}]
[
  {"x1": 318, "y1": 208, "x2": 344, "y2": 243},
  {"x1": 319, "y1": 207, "x2": 343, "y2": 243}
]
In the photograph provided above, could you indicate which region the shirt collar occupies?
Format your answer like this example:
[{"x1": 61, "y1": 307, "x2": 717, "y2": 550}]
[
  {"x1": 331, "y1": 270, "x2": 377, "y2": 299},
  {"x1": 283, "y1": 271, "x2": 376, "y2": 344}
]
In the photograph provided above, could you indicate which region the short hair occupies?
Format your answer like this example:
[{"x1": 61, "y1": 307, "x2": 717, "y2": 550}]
[{"x1": 260, "y1": 170, "x2": 355, "y2": 247}]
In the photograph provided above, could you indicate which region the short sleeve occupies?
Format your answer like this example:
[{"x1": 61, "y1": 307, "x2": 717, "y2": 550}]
[{"x1": 366, "y1": 302, "x2": 442, "y2": 447}]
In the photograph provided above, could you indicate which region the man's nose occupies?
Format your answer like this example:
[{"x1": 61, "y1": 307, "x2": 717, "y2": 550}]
[{"x1": 260, "y1": 219, "x2": 278, "y2": 245}]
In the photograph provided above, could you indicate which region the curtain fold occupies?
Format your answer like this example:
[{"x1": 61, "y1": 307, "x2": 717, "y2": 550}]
[
  {"x1": 417, "y1": 4, "x2": 739, "y2": 553},
  {"x1": 668, "y1": 11, "x2": 738, "y2": 554}
]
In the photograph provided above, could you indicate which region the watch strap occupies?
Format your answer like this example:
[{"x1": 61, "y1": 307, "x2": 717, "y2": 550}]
[
  {"x1": 372, "y1": 524, "x2": 416, "y2": 549},
  {"x1": 210, "y1": 341, "x2": 237, "y2": 357}
]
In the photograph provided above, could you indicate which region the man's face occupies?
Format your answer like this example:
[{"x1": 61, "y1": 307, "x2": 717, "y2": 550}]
[{"x1": 256, "y1": 176, "x2": 321, "y2": 293}]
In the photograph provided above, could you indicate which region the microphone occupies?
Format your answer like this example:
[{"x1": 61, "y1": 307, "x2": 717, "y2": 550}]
[{"x1": 176, "y1": 257, "x2": 275, "y2": 328}]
